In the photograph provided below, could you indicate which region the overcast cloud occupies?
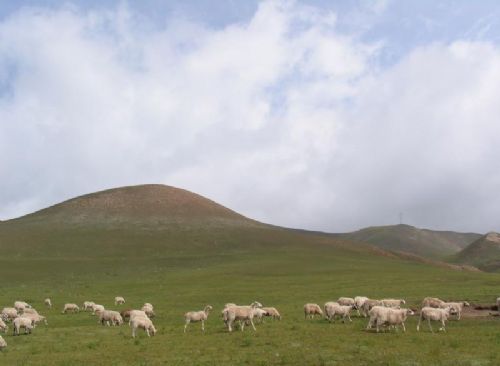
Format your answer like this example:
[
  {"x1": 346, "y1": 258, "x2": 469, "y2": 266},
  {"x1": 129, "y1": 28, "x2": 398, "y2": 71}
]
[{"x1": 1, "y1": 1, "x2": 500, "y2": 233}]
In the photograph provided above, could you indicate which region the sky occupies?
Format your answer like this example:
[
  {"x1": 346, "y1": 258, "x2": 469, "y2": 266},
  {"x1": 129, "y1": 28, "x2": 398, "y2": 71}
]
[{"x1": 1, "y1": 0, "x2": 500, "y2": 233}]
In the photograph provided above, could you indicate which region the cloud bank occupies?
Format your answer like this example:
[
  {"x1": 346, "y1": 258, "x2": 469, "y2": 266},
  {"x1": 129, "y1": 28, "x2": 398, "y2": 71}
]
[{"x1": 1, "y1": 1, "x2": 500, "y2": 233}]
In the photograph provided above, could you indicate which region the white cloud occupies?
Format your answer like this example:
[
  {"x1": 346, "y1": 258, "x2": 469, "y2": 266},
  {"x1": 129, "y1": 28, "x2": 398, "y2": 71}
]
[{"x1": 1, "y1": 1, "x2": 500, "y2": 234}]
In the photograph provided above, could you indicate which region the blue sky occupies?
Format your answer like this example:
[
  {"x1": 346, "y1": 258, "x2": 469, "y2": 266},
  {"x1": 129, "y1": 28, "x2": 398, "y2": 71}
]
[{"x1": 1, "y1": 1, "x2": 500, "y2": 233}]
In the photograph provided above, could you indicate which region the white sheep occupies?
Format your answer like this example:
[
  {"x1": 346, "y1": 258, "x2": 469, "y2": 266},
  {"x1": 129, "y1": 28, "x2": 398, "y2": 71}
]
[
  {"x1": 130, "y1": 316, "x2": 157, "y2": 338},
  {"x1": 337, "y1": 297, "x2": 355, "y2": 306},
  {"x1": 417, "y1": 306, "x2": 452, "y2": 332},
  {"x1": 14, "y1": 301, "x2": 31, "y2": 312},
  {"x1": 22, "y1": 312, "x2": 48, "y2": 327},
  {"x1": 129, "y1": 310, "x2": 149, "y2": 324},
  {"x1": 367, "y1": 306, "x2": 414, "y2": 332},
  {"x1": 91, "y1": 304, "x2": 105, "y2": 315},
  {"x1": 83, "y1": 301, "x2": 95, "y2": 311},
  {"x1": 324, "y1": 303, "x2": 354, "y2": 323},
  {"x1": 360, "y1": 299, "x2": 382, "y2": 317},
  {"x1": 262, "y1": 307, "x2": 281, "y2": 320},
  {"x1": 381, "y1": 299, "x2": 406, "y2": 309},
  {"x1": 22, "y1": 308, "x2": 39, "y2": 315},
  {"x1": 304, "y1": 303, "x2": 323, "y2": 319},
  {"x1": 115, "y1": 296, "x2": 126, "y2": 305},
  {"x1": 1, "y1": 307, "x2": 18, "y2": 322},
  {"x1": 184, "y1": 305, "x2": 213, "y2": 332},
  {"x1": 44, "y1": 298, "x2": 52, "y2": 308},
  {"x1": 62, "y1": 303, "x2": 80, "y2": 314},
  {"x1": 422, "y1": 297, "x2": 446, "y2": 308},
  {"x1": 0, "y1": 335, "x2": 6, "y2": 350},
  {"x1": 442, "y1": 301, "x2": 469, "y2": 320},
  {"x1": 141, "y1": 304, "x2": 155, "y2": 318},
  {"x1": 0, "y1": 318, "x2": 7, "y2": 333},
  {"x1": 13, "y1": 317, "x2": 34, "y2": 335},
  {"x1": 223, "y1": 301, "x2": 263, "y2": 332},
  {"x1": 99, "y1": 310, "x2": 123, "y2": 326},
  {"x1": 354, "y1": 296, "x2": 369, "y2": 316}
]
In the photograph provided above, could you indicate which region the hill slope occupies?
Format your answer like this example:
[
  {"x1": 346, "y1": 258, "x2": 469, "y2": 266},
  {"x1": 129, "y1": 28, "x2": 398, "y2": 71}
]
[
  {"x1": 454, "y1": 232, "x2": 500, "y2": 271},
  {"x1": 338, "y1": 224, "x2": 481, "y2": 258}
]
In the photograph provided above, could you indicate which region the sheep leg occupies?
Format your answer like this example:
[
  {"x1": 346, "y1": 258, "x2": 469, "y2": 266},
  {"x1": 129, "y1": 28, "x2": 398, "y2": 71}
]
[
  {"x1": 250, "y1": 318, "x2": 257, "y2": 331},
  {"x1": 347, "y1": 314, "x2": 352, "y2": 322},
  {"x1": 201, "y1": 320, "x2": 205, "y2": 332},
  {"x1": 146, "y1": 329, "x2": 151, "y2": 337},
  {"x1": 417, "y1": 316, "x2": 421, "y2": 331},
  {"x1": 427, "y1": 318, "x2": 434, "y2": 333},
  {"x1": 184, "y1": 320, "x2": 189, "y2": 333},
  {"x1": 440, "y1": 320, "x2": 446, "y2": 332},
  {"x1": 457, "y1": 311, "x2": 461, "y2": 321},
  {"x1": 402, "y1": 322, "x2": 406, "y2": 333}
]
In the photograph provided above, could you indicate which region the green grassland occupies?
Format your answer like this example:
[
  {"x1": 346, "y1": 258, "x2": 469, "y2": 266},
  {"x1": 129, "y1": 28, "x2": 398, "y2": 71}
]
[{"x1": 1, "y1": 186, "x2": 500, "y2": 365}]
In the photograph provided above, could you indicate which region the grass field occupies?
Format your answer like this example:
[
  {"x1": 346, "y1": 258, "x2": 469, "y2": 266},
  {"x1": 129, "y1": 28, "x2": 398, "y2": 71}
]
[{"x1": 1, "y1": 186, "x2": 500, "y2": 365}]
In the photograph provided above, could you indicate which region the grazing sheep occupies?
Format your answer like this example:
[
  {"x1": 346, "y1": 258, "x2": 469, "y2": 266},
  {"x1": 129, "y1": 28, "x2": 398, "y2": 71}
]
[
  {"x1": 381, "y1": 299, "x2": 406, "y2": 309},
  {"x1": 22, "y1": 313, "x2": 48, "y2": 327},
  {"x1": 141, "y1": 304, "x2": 155, "y2": 318},
  {"x1": 13, "y1": 317, "x2": 34, "y2": 335},
  {"x1": 0, "y1": 319, "x2": 7, "y2": 333},
  {"x1": 91, "y1": 304, "x2": 105, "y2": 315},
  {"x1": 1, "y1": 308, "x2": 18, "y2": 322},
  {"x1": 130, "y1": 316, "x2": 157, "y2": 338},
  {"x1": 223, "y1": 302, "x2": 263, "y2": 332},
  {"x1": 354, "y1": 296, "x2": 369, "y2": 316},
  {"x1": 417, "y1": 306, "x2": 452, "y2": 332},
  {"x1": 115, "y1": 296, "x2": 125, "y2": 305},
  {"x1": 360, "y1": 299, "x2": 383, "y2": 317},
  {"x1": 304, "y1": 303, "x2": 323, "y2": 319},
  {"x1": 262, "y1": 307, "x2": 281, "y2": 320},
  {"x1": 324, "y1": 303, "x2": 354, "y2": 323},
  {"x1": 337, "y1": 297, "x2": 355, "y2": 306},
  {"x1": 99, "y1": 310, "x2": 123, "y2": 326},
  {"x1": 129, "y1": 310, "x2": 149, "y2": 324},
  {"x1": 442, "y1": 302, "x2": 469, "y2": 320},
  {"x1": 367, "y1": 306, "x2": 414, "y2": 332},
  {"x1": 62, "y1": 303, "x2": 80, "y2": 314},
  {"x1": 0, "y1": 335, "x2": 6, "y2": 350},
  {"x1": 83, "y1": 301, "x2": 95, "y2": 311},
  {"x1": 184, "y1": 305, "x2": 213, "y2": 333},
  {"x1": 120, "y1": 309, "x2": 133, "y2": 321},
  {"x1": 14, "y1": 301, "x2": 31, "y2": 312},
  {"x1": 422, "y1": 297, "x2": 446, "y2": 308},
  {"x1": 44, "y1": 298, "x2": 52, "y2": 308}
]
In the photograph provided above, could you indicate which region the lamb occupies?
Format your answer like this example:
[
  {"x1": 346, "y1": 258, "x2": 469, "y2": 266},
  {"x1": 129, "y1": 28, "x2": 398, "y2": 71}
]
[
  {"x1": 184, "y1": 305, "x2": 213, "y2": 332},
  {"x1": 337, "y1": 297, "x2": 355, "y2": 306},
  {"x1": 417, "y1": 306, "x2": 452, "y2": 332},
  {"x1": 354, "y1": 296, "x2": 369, "y2": 316},
  {"x1": 0, "y1": 318, "x2": 7, "y2": 333},
  {"x1": 83, "y1": 301, "x2": 95, "y2": 311},
  {"x1": 381, "y1": 299, "x2": 406, "y2": 309},
  {"x1": 0, "y1": 335, "x2": 6, "y2": 350},
  {"x1": 422, "y1": 297, "x2": 446, "y2": 308},
  {"x1": 99, "y1": 310, "x2": 123, "y2": 326},
  {"x1": 223, "y1": 301, "x2": 263, "y2": 332},
  {"x1": 304, "y1": 303, "x2": 323, "y2": 319},
  {"x1": 324, "y1": 303, "x2": 354, "y2": 323},
  {"x1": 62, "y1": 303, "x2": 80, "y2": 314},
  {"x1": 367, "y1": 306, "x2": 414, "y2": 332},
  {"x1": 44, "y1": 298, "x2": 52, "y2": 308},
  {"x1": 442, "y1": 301, "x2": 469, "y2": 320},
  {"x1": 130, "y1": 316, "x2": 157, "y2": 338},
  {"x1": 262, "y1": 307, "x2": 281, "y2": 320},
  {"x1": 91, "y1": 304, "x2": 105, "y2": 315},
  {"x1": 14, "y1": 301, "x2": 31, "y2": 312},
  {"x1": 13, "y1": 316, "x2": 34, "y2": 335},
  {"x1": 360, "y1": 299, "x2": 382, "y2": 317},
  {"x1": 115, "y1": 296, "x2": 126, "y2": 305},
  {"x1": 1, "y1": 307, "x2": 18, "y2": 322}
]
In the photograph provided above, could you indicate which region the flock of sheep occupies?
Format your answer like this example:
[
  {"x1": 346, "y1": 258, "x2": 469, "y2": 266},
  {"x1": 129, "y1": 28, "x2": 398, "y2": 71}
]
[
  {"x1": 304, "y1": 296, "x2": 472, "y2": 334},
  {"x1": 0, "y1": 295, "x2": 496, "y2": 351}
]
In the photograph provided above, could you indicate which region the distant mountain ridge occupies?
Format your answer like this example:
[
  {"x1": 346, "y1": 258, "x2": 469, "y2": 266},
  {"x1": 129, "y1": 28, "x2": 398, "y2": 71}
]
[
  {"x1": 453, "y1": 232, "x2": 500, "y2": 271},
  {"x1": 338, "y1": 224, "x2": 481, "y2": 258}
]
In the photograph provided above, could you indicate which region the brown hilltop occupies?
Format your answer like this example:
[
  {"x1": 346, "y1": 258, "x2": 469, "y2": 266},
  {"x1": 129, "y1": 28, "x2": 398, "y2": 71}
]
[{"x1": 14, "y1": 184, "x2": 257, "y2": 227}]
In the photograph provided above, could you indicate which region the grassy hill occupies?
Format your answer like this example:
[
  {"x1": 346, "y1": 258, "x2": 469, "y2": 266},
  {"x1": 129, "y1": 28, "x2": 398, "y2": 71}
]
[
  {"x1": 453, "y1": 232, "x2": 500, "y2": 271},
  {"x1": 338, "y1": 224, "x2": 481, "y2": 258},
  {"x1": 1, "y1": 185, "x2": 500, "y2": 365}
]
